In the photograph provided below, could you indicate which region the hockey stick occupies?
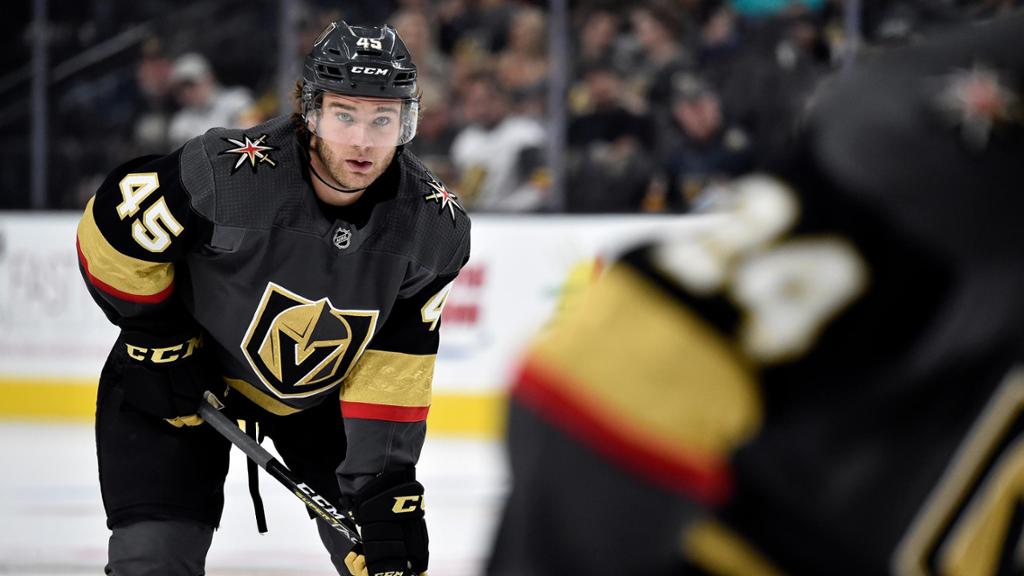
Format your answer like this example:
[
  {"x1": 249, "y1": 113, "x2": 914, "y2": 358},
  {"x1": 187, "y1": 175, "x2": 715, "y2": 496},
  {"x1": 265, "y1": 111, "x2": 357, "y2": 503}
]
[{"x1": 196, "y1": 391, "x2": 362, "y2": 547}]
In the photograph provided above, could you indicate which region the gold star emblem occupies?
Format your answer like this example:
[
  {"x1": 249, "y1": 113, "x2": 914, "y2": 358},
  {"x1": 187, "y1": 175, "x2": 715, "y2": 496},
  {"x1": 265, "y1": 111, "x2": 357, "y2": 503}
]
[
  {"x1": 221, "y1": 134, "x2": 277, "y2": 173},
  {"x1": 935, "y1": 64, "x2": 1020, "y2": 150},
  {"x1": 423, "y1": 176, "x2": 465, "y2": 221}
]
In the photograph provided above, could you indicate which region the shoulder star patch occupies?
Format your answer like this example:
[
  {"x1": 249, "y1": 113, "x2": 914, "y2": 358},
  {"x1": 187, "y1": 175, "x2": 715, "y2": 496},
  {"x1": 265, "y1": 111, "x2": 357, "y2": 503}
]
[
  {"x1": 423, "y1": 176, "x2": 465, "y2": 222},
  {"x1": 934, "y1": 64, "x2": 1020, "y2": 150},
  {"x1": 220, "y1": 134, "x2": 277, "y2": 173}
]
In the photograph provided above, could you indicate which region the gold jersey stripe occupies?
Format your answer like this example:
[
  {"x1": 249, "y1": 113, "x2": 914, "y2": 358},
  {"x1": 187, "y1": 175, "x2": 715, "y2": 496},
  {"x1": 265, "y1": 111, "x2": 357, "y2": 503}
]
[
  {"x1": 528, "y1": 263, "x2": 762, "y2": 461},
  {"x1": 225, "y1": 377, "x2": 303, "y2": 416},
  {"x1": 683, "y1": 520, "x2": 787, "y2": 576},
  {"x1": 77, "y1": 197, "x2": 175, "y2": 298},
  {"x1": 342, "y1": 349, "x2": 434, "y2": 407}
]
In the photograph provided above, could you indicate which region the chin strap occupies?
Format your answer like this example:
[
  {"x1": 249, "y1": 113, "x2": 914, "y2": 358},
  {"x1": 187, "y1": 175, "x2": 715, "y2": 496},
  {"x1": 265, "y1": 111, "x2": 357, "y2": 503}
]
[{"x1": 308, "y1": 160, "x2": 367, "y2": 194}]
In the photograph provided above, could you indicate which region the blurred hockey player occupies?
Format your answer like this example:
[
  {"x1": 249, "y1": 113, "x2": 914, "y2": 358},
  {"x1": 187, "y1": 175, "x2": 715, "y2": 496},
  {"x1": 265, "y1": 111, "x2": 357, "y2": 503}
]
[
  {"x1": 76, "y1": 21, "x2": 470, "y2": 576},
  {"x1": 489, "y1": 13, "x2": 1024, "y2": 576}
]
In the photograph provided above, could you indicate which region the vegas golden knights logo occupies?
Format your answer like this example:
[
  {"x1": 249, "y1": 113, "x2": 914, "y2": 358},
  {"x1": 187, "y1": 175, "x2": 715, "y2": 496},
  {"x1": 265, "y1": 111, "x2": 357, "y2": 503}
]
[{"x1": 241, "y1": 282, "x2": 378, "y2": 399}]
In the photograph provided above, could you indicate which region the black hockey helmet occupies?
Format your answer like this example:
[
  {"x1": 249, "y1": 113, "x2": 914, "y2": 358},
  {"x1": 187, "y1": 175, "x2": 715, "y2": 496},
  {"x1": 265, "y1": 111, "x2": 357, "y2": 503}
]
[{"x1": 301, "y1": 21, "x2": 420, "y2": 146}]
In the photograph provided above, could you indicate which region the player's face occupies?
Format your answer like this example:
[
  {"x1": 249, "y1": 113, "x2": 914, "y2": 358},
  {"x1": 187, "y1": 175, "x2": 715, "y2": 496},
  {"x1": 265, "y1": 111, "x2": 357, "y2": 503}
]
[
  {"x1": 311, "y1": 94, "x2": 399, "y2": 204},
  {"x1": 316, "y1": 93, "x2": 405, "y2": 147}
]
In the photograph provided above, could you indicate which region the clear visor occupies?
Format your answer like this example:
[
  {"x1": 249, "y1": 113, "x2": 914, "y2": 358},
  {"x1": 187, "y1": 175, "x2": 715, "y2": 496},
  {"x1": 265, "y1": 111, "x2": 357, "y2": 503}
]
[{"x1": 305, "y1": 93, "x2": 419, "y2": 147}]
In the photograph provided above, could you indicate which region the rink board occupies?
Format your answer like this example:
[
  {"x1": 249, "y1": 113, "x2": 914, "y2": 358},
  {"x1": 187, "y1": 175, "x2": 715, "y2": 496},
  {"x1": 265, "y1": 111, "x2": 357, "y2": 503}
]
[{"x1": 0, "y1": 212, "x2": 720, "y2": 436}]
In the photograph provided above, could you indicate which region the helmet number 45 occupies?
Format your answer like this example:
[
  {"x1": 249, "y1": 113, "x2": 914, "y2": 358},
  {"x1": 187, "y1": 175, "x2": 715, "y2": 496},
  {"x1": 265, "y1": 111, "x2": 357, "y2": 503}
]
[
  {"x1": 356, "y1": 37, "x2": 382, "y2": 50},
  {"x1": 115, "y1": 172, "x2": 184, "y2": 253}
]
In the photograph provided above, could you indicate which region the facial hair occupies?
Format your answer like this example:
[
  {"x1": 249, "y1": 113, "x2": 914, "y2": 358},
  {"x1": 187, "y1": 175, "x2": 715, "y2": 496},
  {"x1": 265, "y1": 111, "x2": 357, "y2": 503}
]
[{"x1": 314, "y1": 137, "x2": 395, "y2": 192}]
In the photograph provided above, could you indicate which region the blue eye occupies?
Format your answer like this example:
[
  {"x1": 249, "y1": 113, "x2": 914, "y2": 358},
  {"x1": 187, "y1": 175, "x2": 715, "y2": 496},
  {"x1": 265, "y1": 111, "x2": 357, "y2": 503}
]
[
  {"x1": 335, "y1": 112, "x2": 354, "y2": 123},
  {"x1": 373, "y1": 116, "x2": 391, "y2": 127}
]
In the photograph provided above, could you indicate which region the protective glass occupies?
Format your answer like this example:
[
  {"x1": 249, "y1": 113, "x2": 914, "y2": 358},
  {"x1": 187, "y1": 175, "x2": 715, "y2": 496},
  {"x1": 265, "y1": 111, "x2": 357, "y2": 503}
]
[{"x1": 305, "y1": 93, "x2": 419, "y2": 147}]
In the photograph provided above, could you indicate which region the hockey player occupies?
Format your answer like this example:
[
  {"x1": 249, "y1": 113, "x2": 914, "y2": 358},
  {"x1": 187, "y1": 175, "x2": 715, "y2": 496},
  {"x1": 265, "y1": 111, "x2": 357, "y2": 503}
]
[
  {"x1": 489, "y1": 13, "x2": 1024, "y2": 576},
  {"x1": 76, "y1": 21, "x2": 469, "y2": 576}
]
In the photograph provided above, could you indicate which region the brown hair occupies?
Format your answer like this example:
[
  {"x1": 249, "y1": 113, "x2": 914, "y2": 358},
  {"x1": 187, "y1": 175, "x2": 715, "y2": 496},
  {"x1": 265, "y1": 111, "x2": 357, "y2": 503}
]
[{"x1": 291, "y1": 80, "x2": 312, "y2": 142}]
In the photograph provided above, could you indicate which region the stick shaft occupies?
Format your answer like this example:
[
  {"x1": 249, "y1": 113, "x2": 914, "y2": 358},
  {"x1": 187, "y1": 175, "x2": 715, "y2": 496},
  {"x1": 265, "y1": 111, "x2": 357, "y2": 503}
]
[
  {"x1": 197, "y1": 395, "x2": 272, "y2": 467},
  {"x1": 198, "y1": 392, "x2": 361, "y2": 546}
]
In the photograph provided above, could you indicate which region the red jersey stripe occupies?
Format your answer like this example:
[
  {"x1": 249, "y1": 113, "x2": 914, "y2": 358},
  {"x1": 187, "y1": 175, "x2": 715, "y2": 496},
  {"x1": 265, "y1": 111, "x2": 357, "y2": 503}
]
[
  {"x1": 513, "y1": 356, "x2": 732, "y2": 505},
  {"x1": 341, "y1": 401, "x2": 430, "y2": 422}
]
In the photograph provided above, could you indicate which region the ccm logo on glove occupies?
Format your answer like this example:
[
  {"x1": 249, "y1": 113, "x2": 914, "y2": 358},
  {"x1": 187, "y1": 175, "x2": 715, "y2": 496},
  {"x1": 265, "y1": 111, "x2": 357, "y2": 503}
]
[
  {"x1": 392, "y1": 495, "x2": 424, "y2": 513},
  {"x1": 125, "y1": 336, "x2": 202, "y2": 364}
]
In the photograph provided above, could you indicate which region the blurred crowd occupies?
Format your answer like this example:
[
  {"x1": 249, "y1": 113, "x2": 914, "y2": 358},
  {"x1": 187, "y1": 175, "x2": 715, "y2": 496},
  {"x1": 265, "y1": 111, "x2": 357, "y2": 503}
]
[{"x1": 1, "y1": 0, "x2": 1019, "y2": 211}]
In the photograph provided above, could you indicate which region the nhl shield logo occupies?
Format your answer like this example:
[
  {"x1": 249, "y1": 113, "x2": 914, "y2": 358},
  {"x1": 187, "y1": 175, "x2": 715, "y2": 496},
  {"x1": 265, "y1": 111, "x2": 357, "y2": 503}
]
[
  {"x1": 241, "y1": 283, "x2": 378, "y2": 399},
  {"x1": 333, "y1": 227, "x2": 352, "y2": 250}
]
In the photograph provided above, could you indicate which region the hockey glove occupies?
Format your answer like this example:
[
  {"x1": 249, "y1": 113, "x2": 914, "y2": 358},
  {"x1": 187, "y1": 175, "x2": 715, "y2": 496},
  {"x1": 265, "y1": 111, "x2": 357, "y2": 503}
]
[
  {"x1": 118, "y1": 330, "x2": 217, "y2": 427},
  {"x1": 345, "y1": 470, "x2": 428, "y2": 576}
]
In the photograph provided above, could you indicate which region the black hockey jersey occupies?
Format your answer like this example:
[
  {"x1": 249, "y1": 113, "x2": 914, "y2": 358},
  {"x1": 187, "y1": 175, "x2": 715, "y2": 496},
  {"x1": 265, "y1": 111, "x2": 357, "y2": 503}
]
[
  {"x1": 77, "y1": 114, "x2": 470, "y2": 493},
  {"x1": 490, "y1": 14, "x2": 1024, "y2": 576}
]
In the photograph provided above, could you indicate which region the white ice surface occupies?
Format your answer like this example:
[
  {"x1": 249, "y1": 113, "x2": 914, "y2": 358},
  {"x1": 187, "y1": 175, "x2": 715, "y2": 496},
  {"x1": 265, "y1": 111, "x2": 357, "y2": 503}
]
[{"x1": 0, "y1": 421, "x2": 508, "y2": 575}]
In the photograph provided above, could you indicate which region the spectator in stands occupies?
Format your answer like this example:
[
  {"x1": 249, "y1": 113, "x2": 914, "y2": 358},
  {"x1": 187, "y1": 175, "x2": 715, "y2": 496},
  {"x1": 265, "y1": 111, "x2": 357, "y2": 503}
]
[
  {"x1": 437, "y1": 0, "x2": 515, "y2": 56},
  {"x1": 574, "y1": 8, "x2": 624, "y2": 80},
  {"x1": 656, "y1": 73, "x2": 753, "y2": 211},
  {"x1": 571, "y1": 8, "x2": 649, "y2": 123},
  {"x1": 167, "y1": 53, "x2": 254, "y2": 148},
  {"x1": 132, "y1": 39, "x2": 176, "y2": 154},
  {"x1": 497, "y1": 6, "x2": 549, "y2": 112},
  {"x1": 628, "y1": 2, "x2": 695, "y2": 118},
  {"x1": 450, "y1": 73, "x2": 547, "y2": 211},
  {"x1": 692, "y1": 1, "x2": 757, "y2": 117},
  {"x1": 566, "y1": 64, "x2": 658, "y2": 213},
  {"x1": 392, "y1": 8, "x2": 449, "y2": 87},
  {"x1": 406, "y1": 79, "x2": 459, "y2": 184},
  {"x1": 686, "y1": 3, "x2": 826, "y2": 169},
  {"x1": 754, "y1": 11, "x2": 830, "y2": 165}
]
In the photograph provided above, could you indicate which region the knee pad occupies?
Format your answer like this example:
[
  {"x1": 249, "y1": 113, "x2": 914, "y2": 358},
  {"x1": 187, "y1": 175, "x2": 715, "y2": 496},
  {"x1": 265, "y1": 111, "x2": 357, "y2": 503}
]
[{"x1": 106, "y1": 519, "x2": 214, "y2": 575}]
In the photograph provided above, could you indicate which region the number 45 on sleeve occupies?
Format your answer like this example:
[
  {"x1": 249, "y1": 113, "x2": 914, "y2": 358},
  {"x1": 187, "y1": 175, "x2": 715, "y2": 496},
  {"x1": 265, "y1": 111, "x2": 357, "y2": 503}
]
[{"x1": 116, "y1": 172, "x2": 184, "y2": 253}]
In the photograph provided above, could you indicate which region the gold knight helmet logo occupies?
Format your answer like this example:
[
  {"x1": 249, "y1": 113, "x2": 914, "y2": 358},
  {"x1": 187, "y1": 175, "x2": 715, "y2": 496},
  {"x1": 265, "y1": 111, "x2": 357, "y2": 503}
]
[{"x1": 241, "y1": 283, "x2": 378, "y2": 399}]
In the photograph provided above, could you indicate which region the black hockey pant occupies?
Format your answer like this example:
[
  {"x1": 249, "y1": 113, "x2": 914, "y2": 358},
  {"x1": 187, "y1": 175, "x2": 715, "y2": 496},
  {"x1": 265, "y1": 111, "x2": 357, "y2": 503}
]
[{"x1": 96, "y1": 347, "x2": 355, "y2": 575}]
